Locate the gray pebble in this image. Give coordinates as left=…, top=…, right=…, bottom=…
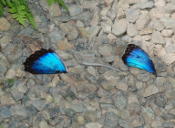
left=135, top=1, right=154, bottom=9
left=165, top=3, right=175, bottom=13
left=49, top=27, right=64, bottom=43
left=0, top=53, right=9, bottom=77
left=69, top=5, right=82, bottom=16
left=127, top=23, right=138, bottom=37
left=84, top=111, right=98, bottom=122
left=136, top=12, right=150, bottom=30
left=59, top=23, right=79, bottom=40
left=112, top=91, right=127, bottom=109
left=98, top=44, right=113, bottom=57
left=11, top=80, right=27, bottom=101
left=118, top=119, right=130, bottom=128
left=30, top=99, right=47, bottom=111
left=39, top=120, right=50, bottom=128
left=112, top=19, right=127, bottom=36
left=149, top=19, right=164, bottom=31
left=103, top=112, right=119, bottom=128
left=136, top=73, right=151, bottom=82
left=154, top=94, right=167, bottom=108
left=69, top=103, right=87, bottom=113
left=126, top=8, right=140, bottom=23
left=161, top=113, right=175, bottom=120
left=152, top=31, right=165, bottom=44
left=63, top=108, right=76, bottom=118
left=0, top=33, right=11, bottom=49
left=11, top=105, right=28, bottom=117
left=160, top=18, right=175, bottom=29
left=162, top=122, right=175, bottom=128
left=0, top=106, right=11, bottom=120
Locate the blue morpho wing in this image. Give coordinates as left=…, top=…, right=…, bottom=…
left=23, top=49, right=67, bottom=74
left=122, top=44, right=156, bottom=75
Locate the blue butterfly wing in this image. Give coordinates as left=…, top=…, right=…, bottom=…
left=122, top=44, right=156, bottom=75
left=126, top=49, right=156, bottom=73
left=24, top=49, right=67, bottom=74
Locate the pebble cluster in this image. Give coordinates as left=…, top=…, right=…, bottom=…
left=0, top=0, right=175, bottom=128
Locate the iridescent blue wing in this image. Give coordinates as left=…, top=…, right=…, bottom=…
left=23, top=49, right=67, bottom=74
left=122, top=44, right=156, bottom=75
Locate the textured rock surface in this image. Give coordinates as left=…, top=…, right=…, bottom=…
left=0, top=0, right=174, bottom=128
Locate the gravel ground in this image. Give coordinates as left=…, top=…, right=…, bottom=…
left=0, top=0, right=175, bottom=128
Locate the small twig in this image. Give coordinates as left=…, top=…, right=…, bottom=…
left=80, top=62, right=122, bottom=72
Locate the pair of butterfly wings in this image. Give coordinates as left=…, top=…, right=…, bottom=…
left=23, top=44, right=156, bottom=75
